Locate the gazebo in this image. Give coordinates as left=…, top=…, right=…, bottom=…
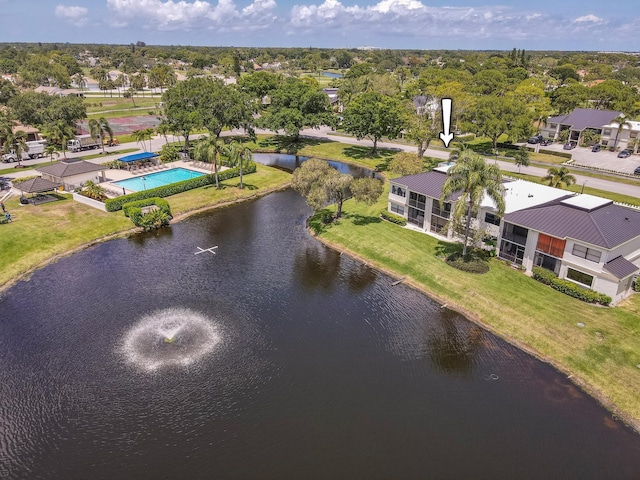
left=13, top=177, right=63, bottom=204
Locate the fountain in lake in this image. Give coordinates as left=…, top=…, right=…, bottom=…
left=121, top=307, right=222, bottom=371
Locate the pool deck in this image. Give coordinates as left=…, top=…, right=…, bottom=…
left=101, top=161, right=221, bottom=196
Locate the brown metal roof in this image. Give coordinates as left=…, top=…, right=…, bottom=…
left=505, top=201, right=640, bottom=249
left=36, top=159, right=104, bottom=178
left=391, top=171, right=462, bottom=201
left=603, top=256, right=639, bottom=279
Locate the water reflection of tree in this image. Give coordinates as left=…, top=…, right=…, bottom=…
left=129, top=226, right=174, bottom=247
left=293, top=246, right=377, bottom=293
left=293, top=245, right=341, bottom=292
left=427, top=309, right=485, bottom=376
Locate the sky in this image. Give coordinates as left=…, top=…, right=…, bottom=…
left=2, top=0, right=639, bottom=51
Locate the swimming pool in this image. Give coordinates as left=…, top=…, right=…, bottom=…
left=113, top=168, right=205, bottom=192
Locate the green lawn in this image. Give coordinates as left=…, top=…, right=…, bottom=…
left=314, top=187, right=640, bottom=428
left=0, top=165, right=290, bottom=290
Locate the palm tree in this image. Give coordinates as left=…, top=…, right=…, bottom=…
left=543, top=166, right=577, bottom=189
left=131, top=129, right=146, bottom=151
left=142, top=128, right=155, bottom=151
left=44, top=144, right=60, bottom=163
left=440, top=150, right=505, bottom=257
left=88, top=118, right=101, bottom=149
left=156, top=121, right=171, bottom=145
left=513, top=146, right=530, bottom=173
left=42, top=120, right=75, bottom=159
left=99, top=117, right=114, bottom=150
left=225, top=141, right=253, bottom=189
left=3, top=130, right=28, bottom=167
left=73, top=72, right=87, bottom=91
left=194, top=137, right=225, bottom=188
left=611, top=114, right=632, bottom=150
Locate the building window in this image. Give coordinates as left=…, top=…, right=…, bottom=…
left=566, top=268, right=594, bottom=287
left=408, top=207, right=424, bottom=228
left=549, top=123, right=557, bottom=129
left=432, top=201, right=451, bottom=218
left=572, top=244, right=601, bottom=263
left=603, top=129, right=611, bottom=136
left=390, top=203, right=404, bottom=215
left=484, top=212, right=501, bottom=226
left=430, top=215, right=448, bottom=234
left=631, top=131, right=637, bottom=139
left=409, top=192, right=426, bottom=210
left=391, top=185, right=406, bottom=197
left=536, top=233, right=566, bottom=258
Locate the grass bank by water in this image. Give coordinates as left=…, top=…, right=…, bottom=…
left=0, top=165, right=291, bottom=291
left=313, top=186, right=640, bottom=431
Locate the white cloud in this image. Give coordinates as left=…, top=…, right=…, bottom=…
left=106, top=0, right=277, bottom=30
left=574, top=14, right=604, bottom=24
left=55, top=5, right=89, bottom=25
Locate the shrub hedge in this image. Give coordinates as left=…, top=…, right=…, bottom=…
left=532, top=267, right=611, bottom=306
left=445, top=252, right=490, bottom=274
left=380, top=209, right=407, bottom=226
left=122, top=197, right=172, bottom=217
left=634, top=279, right=640, bottom=292
left=105, top=163, right=256, bottom=212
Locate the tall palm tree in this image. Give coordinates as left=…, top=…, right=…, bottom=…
left=543, top=166, right=577, bottom=189
left=440, top=150, right=505, bottom=257
left=194, top=137, right=225, bottom=188
left=225, top=141, right=253, bottom=189
left=611, top=114, right=632, bottom=150
left=44, top=144, right=60, bottom=163
left=99, top=117, right=114, bottom=150
left=131, top=129, right=146, bottom=151
left=73, top=72, right=87, bottom=91
left=42, top=120, right=75, bottom=159
left=88, top=118, right=101, bottom=149
left=142, top=128, right=155, bottom=151
left=3, top=130, right=28, bottom=167
left=156, top=121, right=171, bottom=145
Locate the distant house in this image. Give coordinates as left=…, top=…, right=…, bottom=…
left=599, top=119, right=640, bottom=151
left=37, top=159, right=106, bottom=192
left=34, top=86, right=84, bottom=97
left=412, top=95, right=439, bottom=116
left=540, top=108, right=622, bottom=145
left=388, top=166, right=640, bottom=304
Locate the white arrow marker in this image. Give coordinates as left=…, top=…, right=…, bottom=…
left=439, top=98, right=454, bottom=148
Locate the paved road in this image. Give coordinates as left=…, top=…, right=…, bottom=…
left=3, top=128, right=640, bottom=199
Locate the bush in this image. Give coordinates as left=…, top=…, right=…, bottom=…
left=538, top=149, right=572, bottom=159
left=137, top=209, right=171, bottom=231
left=532, top=267, right=611, bottom=306
left=445, top=252, right=490, bottom=274
left=122, top=197, right=172, bottom=217
left=380, top=209, right=407, bottom=226
left=105, top=163, right=256, bottom=212
left=159, top=143, right=180, bottom=163
left=634, top=278, right=640, bottom=292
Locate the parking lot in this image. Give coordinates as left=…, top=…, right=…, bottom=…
left=533, top=142, right=640, bottom=175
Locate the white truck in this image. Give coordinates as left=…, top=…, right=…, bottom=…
left=67, top=134, right=101, bottom=153
left=1, top=140, right=46, bottom=162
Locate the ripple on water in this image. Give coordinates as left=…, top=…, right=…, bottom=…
left=121, top=307, right=222, bottom=372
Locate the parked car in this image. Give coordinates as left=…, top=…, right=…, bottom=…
left=563, top=141, right=577, bottom=150
left=540, top=138, right=553, bottom=146
left=591, top=144, right=601, bottom=152
left=527, top=134, right=544, bottom=144
left=634, top=166, right=640, bottom=175
left=618, top=150, right=632, bottom=158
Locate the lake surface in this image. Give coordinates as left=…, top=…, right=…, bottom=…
left=1, top=181, right=640, bottom=478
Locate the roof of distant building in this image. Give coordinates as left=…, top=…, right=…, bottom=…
left=391, top=170, right=462, bottom=202
left=37, top=159, right=104, bottom=178
left=547, top=108, right=622, bottom=132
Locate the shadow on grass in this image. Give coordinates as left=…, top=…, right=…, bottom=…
left=257, top=135, right=326, bottom=154
left=434, top=240, right=462, bottom=259
left=308, top=208, right=334, bottom=235
left=341, top=146, right=397, bottom=172
left=236, top=183, right=258, bottom=191
left=347, top=213, right=382, bottom=226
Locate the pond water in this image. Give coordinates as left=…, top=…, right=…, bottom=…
left=1, top=169, right=640, bottom=478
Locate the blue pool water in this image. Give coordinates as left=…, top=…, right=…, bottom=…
left=113, top=168, right=205, bottom=192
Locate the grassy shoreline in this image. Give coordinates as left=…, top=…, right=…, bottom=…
left=310, top=189, right=640, bottom=433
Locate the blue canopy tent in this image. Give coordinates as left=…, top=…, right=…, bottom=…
left=118, top=152, right=159, bottom=171
left=118, top=152, right=159, bottom=163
